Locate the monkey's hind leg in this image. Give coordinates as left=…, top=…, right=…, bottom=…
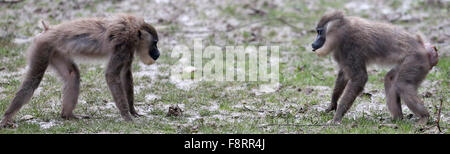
left=0, top=43, right=50, bottom=128
left=395, top=55, right=430, bottom=125
left=50, top=53, right=87, bottom=120
left=384, top=67, right=403, bottom=121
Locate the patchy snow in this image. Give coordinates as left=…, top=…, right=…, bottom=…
left=311, top=102, right=328, bottom=112
left=169, top=75, right=197, bottom=90
left=135, top=63, right=160, bottom=80
left=183, top=66, right=197, bottom=73
left=13, top=37, right=33, bottom=44
left=145, top=94, right=161, bottom=101
left=252, top=83, right=280, bottom=96
left=26, top=119, right=60, bottom=129
left=225, top=85, right=246, bottom=91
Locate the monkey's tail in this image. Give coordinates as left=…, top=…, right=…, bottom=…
left=40, top=20, right=50, bottom=32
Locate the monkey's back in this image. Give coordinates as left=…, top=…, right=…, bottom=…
left=35, top=14, right=144, bottom=59
left=344, top=17, right=426, bottom=66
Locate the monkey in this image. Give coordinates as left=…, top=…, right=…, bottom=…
left=311, top=11, right=439, bottom=125
left=0, top=14, right=160, bottom=128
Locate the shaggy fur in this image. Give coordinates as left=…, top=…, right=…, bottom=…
left=312, top=11, right=438, bottom=124
left=0, top=14, right=160, bottom=128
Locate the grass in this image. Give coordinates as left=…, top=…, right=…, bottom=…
left=0, top=0, right=448, bottom=134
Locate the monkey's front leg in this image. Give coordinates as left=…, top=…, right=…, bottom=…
left=326, top=69, right=348, bottom=113
left=332, top=67, right=368, bottom=123
left=105, top=49, right=133, bottom=121
left=121, top=68, right=142, bottom=117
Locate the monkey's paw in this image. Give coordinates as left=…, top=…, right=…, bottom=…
left=325, top=106, right=336, bottom=113
left=0, top=120, right=17, bottom=128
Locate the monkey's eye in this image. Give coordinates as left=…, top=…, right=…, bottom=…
left=317, top=28, right=324, bottom=35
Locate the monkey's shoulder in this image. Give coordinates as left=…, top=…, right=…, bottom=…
left=47, top=15, right=144, bottom=46
left=105, top=15, right=145, bottom=45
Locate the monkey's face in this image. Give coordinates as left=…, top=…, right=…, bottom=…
left=312, top=27, right=326, bottom=51
left=137, top=24, right=160, bottom=65
left=312, top=20, right=339, bottom=57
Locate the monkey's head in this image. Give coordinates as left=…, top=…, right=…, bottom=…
left=312, top=11, right=344, bottom=57
left=137, top=23, right=160, bottom=65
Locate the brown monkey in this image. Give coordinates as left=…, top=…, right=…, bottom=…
left=0, top=14, right=160, bottom=128
left=311, top=11, right=439, bottom=124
